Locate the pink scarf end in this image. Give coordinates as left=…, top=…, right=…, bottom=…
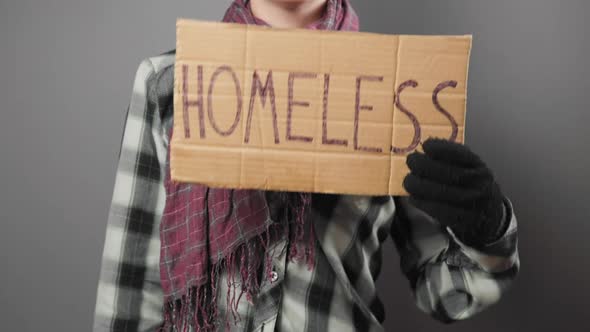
left=159, top=209, right=316, bottom=332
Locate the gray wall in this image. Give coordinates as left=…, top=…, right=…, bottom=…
left=0, top=0, right=587, bottom=331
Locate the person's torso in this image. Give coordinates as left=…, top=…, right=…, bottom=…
left=153, top=52, right=395, bottom=332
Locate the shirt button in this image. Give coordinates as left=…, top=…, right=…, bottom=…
left=270, top=270, right=279, bottom=282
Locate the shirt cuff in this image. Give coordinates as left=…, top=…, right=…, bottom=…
left=446, top=197, right=518, bottom=273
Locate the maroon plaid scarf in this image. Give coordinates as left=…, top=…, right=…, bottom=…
left=159, top=1, right=359, bottom=331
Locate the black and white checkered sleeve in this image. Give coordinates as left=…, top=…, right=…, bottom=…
left=93, top=58, right=167, bottom=332
left=391, top=196, right=520, bottom=323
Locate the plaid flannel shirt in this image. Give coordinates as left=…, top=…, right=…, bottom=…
left=93, top=52, right=520, bottom=332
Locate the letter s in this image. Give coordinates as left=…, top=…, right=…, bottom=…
left=432, top=80, right=459, bottom=142
left=391, top=80, right=421, bottom=155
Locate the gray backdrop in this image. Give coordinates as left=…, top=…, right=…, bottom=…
left=1, top=0, right=588, bottom=331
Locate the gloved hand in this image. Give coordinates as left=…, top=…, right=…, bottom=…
left=403, top=138, right=508, bottom=248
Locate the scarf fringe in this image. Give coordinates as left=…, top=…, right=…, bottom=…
left=158, top=193, right=315, bottom=332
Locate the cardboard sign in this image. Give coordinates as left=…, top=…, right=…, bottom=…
left=172, top=19, right=472, bottom=195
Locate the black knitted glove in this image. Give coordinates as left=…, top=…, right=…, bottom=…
left=403, top=138, right=508, bottom=248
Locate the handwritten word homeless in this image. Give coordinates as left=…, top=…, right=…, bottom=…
left=181, top=65, right=461, bottom=154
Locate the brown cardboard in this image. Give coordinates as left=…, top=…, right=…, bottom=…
left=172, top=19, right=472, bottom=195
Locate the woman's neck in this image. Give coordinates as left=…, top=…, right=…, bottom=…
left=249, top=0, right=329, bottom=28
